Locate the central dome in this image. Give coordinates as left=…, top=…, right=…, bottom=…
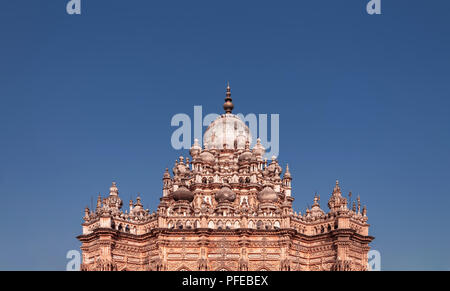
left=203, top=83, right=252, bottom=150
left=203, top=114, right=252, bottom=150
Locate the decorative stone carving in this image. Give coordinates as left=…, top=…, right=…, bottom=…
left=78, top=85, right=374, bottom=271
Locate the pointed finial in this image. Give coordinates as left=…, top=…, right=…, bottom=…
left=223, top=82, right=234, bottom=113
left=96, top=193, right=102, bottom=209
left=109, top=181, right=118, bottom=196
left=283, top=164, right=291, bottom=179
left=163, top=167, right=171, bottom=179
left=313, top=193, right=320, bottom=205
left=332, top=179, right=341, bottom=195
left=357, top=195, right=361, bottom=213
left=136, top=195, right=142, bottom=206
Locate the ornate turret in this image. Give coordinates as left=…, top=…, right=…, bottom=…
left=84, top=207, right=90, bottom=221
left=96, top=193, right=102, bottom=211
left=162, top=168, right=171, bottom=197
left=109, top=182, right=118, bottom=196
left=102, top=182, right=123, bottom=214
left=310, top=193, right=325, bottom=218
left=327, top=180, right=348, bottom=213
left=190, top=138, right=202, bottom=157
left=282, top=164, right=292, bottom=196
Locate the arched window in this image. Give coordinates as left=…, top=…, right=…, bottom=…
left=208, top=221, right=215, bottom=229
left=234, top=221, right=240, bottom=229
left=248, top=221, right=254, bottom=229
left=257, top=220, right=263, bottom=230
left=274, top=221, right=281, bottom=229
left=186, top=221, right=192, bottom=229
left=125, top=225, right=130, bottom=233
left=217, top=220, right=224, bottom=230
left=226, top=221, right=232, bottom=229
left=176, top=221, right=183, bottom=229
left=195, top=220, right=201, bottom=228
left=118, top=224, right=123, bottom=231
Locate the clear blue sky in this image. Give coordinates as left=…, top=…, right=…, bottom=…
left=0, top=1, right=449, bottom=270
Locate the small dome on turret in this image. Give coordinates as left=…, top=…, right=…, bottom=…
left=215, top=186, right=236, bottom=203
left=109, top=182, right=119, bottom=195
left=238, top=141, right=253, bottom=162
left=190, top=138, right=202, bottom=157
left=252, top=138, right=265, bottom=157
left=238, top=151, right=253, bottom=162
left=199, top=150, right=215, bottom=163
left=257, top=186, right=278, bottom=202
left=172, top=186, right=194, bottom=202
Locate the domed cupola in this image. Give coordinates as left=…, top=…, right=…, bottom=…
left=238, top=141, right=253, bottom=162
left=190, top=138, right=202, bottom=157
left=257, top=186, right=278, bottom=202
left=199, top=149, right=215, bottom=164
left=252, top=138, right=265, bottom=157
left=172, top=186, right=194, bottom=202
left=215, top=185, right=236, bottom=203
left=203, top=84, right=252, bottom=150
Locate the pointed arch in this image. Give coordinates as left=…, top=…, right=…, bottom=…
left=177, top=265, right=191, bottom=271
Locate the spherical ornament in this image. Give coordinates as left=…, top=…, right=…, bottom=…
left=257, top=186, right=278, bottom=202
left=199, top=150, right=215, bottom=163
left=172, top=186, right=194, bottom=202
left=215, top=186, right=236, bottom=203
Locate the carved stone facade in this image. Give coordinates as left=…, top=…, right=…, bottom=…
left=78, top=85, right=374, bottom=271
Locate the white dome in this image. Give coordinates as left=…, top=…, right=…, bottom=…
left=203, top=114, right=251, bottom=150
